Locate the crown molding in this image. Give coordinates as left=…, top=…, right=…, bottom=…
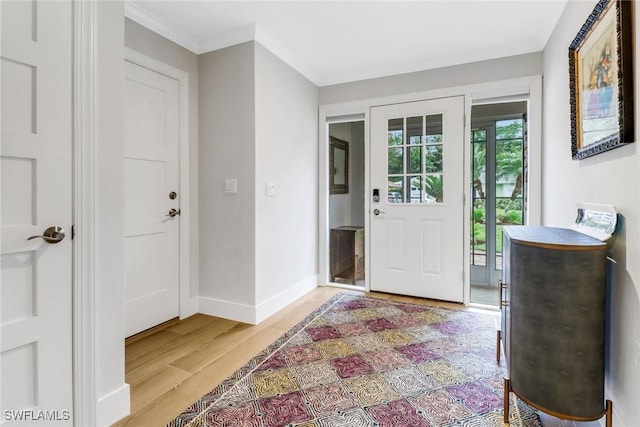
left=253, top=27, right=321, bottom=86
left=197, top=24, right=257, bottom=55
left=124, top=2, right=322, bottom=85
left=124, top=1, right=200, bottom=54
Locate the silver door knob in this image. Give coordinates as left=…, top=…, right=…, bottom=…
left=166, top=208, right=181, bottom=218
left=373, top=209, right=385, bottom=216
left=28, top=226, right=66, bottom=244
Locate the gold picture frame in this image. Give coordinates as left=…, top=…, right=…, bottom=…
left=569, top=0, right=633, bottom=160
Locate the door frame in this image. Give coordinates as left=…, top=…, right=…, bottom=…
left=73, top=2, right=95, bottom=424
left=321, top=113, right=368, bottom=290
left=72, top=24, right=195, bottom=423
left=319, top=110, right=371, bottom=291
left=124, top=47, right=195, bottom=320
left=318, top=75, right=542, bottom=305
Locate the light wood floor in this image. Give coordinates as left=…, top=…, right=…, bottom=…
left=113, top=287, right=463, bottom=426
left=112, top=286, right=583, bottom=427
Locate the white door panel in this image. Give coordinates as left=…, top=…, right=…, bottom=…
left=1, top=0, right=73, bottom=423
left=370, top=97, right=464, bottom=302
left=124, top=61, right=180, bottom=337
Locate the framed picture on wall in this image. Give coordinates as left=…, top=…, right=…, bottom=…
left=329, top=136, right=349, bottom=194
left=569, top=0, right=633, bottom=160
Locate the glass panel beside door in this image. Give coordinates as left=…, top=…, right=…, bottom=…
left=470, top=102, right=527, bottom=306
left=328, top=121, right=366, bottom=287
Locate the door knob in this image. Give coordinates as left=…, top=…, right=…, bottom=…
left=166, top=208, right=181, bottom=218
left=373, top=209, right=385, bottom=216
left=28, top=226, right=66, bottom=244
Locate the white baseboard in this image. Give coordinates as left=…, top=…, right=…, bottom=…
left=96, top=383, right=130, bottom=427
left=198, top=275, right=318, bottom=325
left=255, top=275, right=318, bottom=324
left=198, top=295, right=258, bottom=324
left=180, top=295, right=199, bottom=320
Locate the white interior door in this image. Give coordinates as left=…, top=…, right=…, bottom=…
left=1, top=1, right=74, bottom=423
left=370, top=97, right=465, bottom=302
left=124, top=60, right=180, bottom=337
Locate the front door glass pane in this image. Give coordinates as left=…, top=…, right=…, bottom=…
left=407, top=116, right=422, bottom=144
left=388, top=148, right=403, bottom=174
left=408, top=175, right=422, bottom=203
left=388, top=118, right=403, bottom=146
left=388, top=176, right=403, bottom=203
left=408, top=146, right=422, bottom=173
left=425, top=145, right=443, bottom=173
left=426, top=114, right=443, bottom=143
left=387, top=115, right=444, bottom=204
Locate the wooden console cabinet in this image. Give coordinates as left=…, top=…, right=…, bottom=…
left=330, top=226, right=364, bottom=284
left=500, top=226, right=612, bottom=426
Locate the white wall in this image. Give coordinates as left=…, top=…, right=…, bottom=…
left=94, top=1, right=128, bottom=425
left=542, top=1, right=640, bottom=425
left=124, top=18, right=200, bottom=299
left=198, top=42, right=257, bottom=308
left=254, top=42, right=319, bottom=312
left=319, top=52, right=542, bottom=105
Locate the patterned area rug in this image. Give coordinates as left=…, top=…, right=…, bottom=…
left=169, top=293, right=540, bottom=427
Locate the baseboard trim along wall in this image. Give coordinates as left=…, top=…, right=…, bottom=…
left=198, top=275, right=318, bottom=324
left=96, top=383, right=130, bottom=427
left=198, top=296, right=257, bottom=324
left=180, top=295, right=199, bottom=320
left=255, top=275, right=318, bottom=324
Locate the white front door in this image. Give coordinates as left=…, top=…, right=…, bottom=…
left=124, top=60, right=180, bottom=337
left=370, top=97, right=465, bottom=302
left=1, top=0, right=74, bottom=424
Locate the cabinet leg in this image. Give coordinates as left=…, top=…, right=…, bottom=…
left=605, top=400, right=612, bottom=427
left=496, top=329, right=501, bottom=363
left=503, top=378, right=510, bottom=424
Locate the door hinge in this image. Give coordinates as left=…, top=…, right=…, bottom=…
left=71, top=225, right=75, bottom=240
left=464, top=114, right=467, bottom=127
left=462, top=193, right=466, bottom=205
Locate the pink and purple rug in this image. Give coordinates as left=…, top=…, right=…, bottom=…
left=169, top=293, right=540, bottom=427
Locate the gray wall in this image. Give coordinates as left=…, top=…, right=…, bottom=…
left=319, top=52, right=542, bottom=105
left=542, top=1, right=640, bottom=424
left=198, top=41, right=320, bottom=314
left=254, top=42, right=319, bottom=304
left=124, top=17, right=201, bottom=302
left=198, top=42, right=257, bottom=306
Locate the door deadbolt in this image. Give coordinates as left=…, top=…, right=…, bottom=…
left=169, top=191, right=177, bottom=200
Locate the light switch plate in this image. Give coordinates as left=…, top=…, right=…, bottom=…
left=266, top=182, right=276, bottom=197
left=225, top=179, right=237, bottom=193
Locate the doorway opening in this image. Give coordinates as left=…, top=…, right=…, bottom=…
left=328, top=121, right=365, bottom=287
left=470, top=101, right=527, bottom=306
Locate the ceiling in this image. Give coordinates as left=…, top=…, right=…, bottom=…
left=125, top=0, right=568, bottom=87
